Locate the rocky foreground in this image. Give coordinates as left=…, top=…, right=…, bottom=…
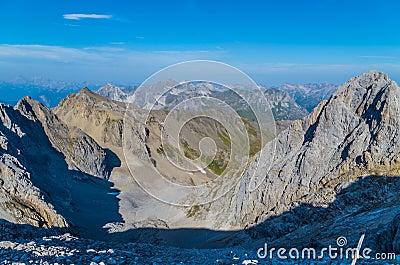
left=0, top=221, right=398, bottom=265
left=0, top=217, right=256, bottom=265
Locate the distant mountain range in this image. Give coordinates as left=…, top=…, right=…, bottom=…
left=95, top=81, right=337, bottom=122
left=96, top=80, right=310, bottom=122
left=0, top=77, right=138, bottom=108
left=261, top=86, right=309, bottom=120
left=0, top=77, right=335, bottom=119
left=278, top=82, right=337, bottom=112
left=0, top=77, right=98, bottom=107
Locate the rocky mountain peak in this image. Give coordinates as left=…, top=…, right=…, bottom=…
left=80, top=87, right=91, bottom=94
left=15, top=96, right=49, bottom=122
left=0, top=93, right=121, bottom=231
left=209, top=71, right=400, bottom=245
left=71, top=86, right=126, bottom=107
left=96, top=83, right=128, bottom=102
left=72, top=87, right=101, bottom=101
left=332, top=70, right=393, bottom=109
left=75, top=87, right=96, bottom=100
left=302, top=70, right=399, bottom=146
left=54, top=86, right=127, bottom=155
left=300, top=70, right=400, bottom=177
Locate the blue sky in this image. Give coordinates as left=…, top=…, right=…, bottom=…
left=0, top=0, right=399, bottom=85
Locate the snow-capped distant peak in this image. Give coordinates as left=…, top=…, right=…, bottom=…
left=96, top=83, right=128, bottom=102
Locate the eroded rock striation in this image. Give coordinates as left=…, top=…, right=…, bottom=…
left=0, top=97, right=114, bottom=229
left=212, top=71, right=400, bottom=247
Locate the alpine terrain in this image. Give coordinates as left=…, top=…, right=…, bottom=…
left=0, top=71, right=399, bottom=264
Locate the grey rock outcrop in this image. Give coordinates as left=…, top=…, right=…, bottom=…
left=0, top=97, right=116, bottom=229
left=55, top=88, right=126, bottom=152
left=16, top=97, right=109, bottom=179
left=0, top=152, right=67, bottom=228
left=374, top=214, right=400, bottom=253
left=212, top=71, right=400, bottom=241
left=0, top=103, right=67, bottom=227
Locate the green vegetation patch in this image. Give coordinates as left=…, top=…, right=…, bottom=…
left=181, top=139, right=200, bottom=160
left=186, top=204, right=201, bottom=218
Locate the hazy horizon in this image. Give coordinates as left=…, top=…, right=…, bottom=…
left=1, top=0, right=399, bottom=85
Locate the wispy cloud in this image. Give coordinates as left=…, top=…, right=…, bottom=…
left=0, top=45, right=225, bottom=63
left=0, top=44, right=227, bottom=81
left=63, top=14, right=112, bottom=20
left=2, top=44, right=399, bottom=84
left=0, top=44, right=108, bottom=64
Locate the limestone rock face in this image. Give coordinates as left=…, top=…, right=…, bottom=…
left=54, top=88, right=127, bottom=156
left=15, top=97, right=109, bottom=179
left=0, top=152, right=67, bottom=228
left=376, top=214, right=400, bottom=253
left=214, top=71, right=400, bottom=237
left=0, top=103, right=67, bottom=227
left=0, top=97, right=113, bottom=229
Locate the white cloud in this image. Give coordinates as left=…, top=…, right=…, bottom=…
left=0, top=44, right=227, bottom=81
left=63, top=14, right=112, bottom=20
left=0, top=44, right=104, bottom=63
left=0, top=45, right=225, bottom=64
left=5, top=44, right=399, bottom=85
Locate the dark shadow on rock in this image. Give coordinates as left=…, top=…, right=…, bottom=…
left=1, top=161, right=399, bottom=255
left=0, top=104, right=123, bottom=241
left=108, top=226, right=243, bottom=249
left=104, top=148, right=121, bottom=177
left=0, top=219, right=70, bottom=241
left=106, top=175, right=400, bottom=252
left=244, top=176, right=400, bottom=249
